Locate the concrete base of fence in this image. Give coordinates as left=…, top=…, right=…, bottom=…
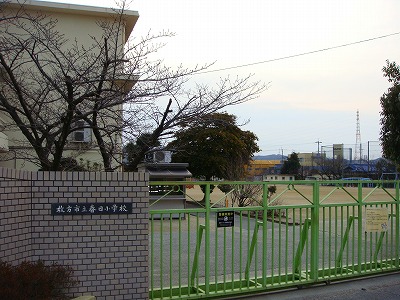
left=72, top=297, right=95, bottom=300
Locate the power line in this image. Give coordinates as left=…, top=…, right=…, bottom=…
left=196, top=31, right=400, bottom=75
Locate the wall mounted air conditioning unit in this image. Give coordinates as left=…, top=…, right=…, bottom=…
left=152, top=151, right=172, bottom=163
left=71, top=121, right=91, bottom=143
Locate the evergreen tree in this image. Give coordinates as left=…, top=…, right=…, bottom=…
left=168, top=112, right=260, bottom=181
left=380, top=60, right=400, bottom=169
left=281, top=152, right=301, bottom=178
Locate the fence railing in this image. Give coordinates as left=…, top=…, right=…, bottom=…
left=149, top=180, right=400, bottom=299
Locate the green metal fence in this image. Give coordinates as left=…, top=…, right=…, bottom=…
left=149, top=180, right=400, bottom=299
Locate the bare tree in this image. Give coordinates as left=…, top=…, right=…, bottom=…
left=0, top=1, right=12, bottom=23
left=0, top=1, right=267, bottom=171
left=313, top=155, right=344, bottom=180
left=218, top=183, right=277, bottom=209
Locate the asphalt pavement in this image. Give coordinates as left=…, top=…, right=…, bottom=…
left=233, top=272, right=400, bottom=300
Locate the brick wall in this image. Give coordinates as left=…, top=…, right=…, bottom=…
left=0, top=168, right=32, bottom=263
left=0, top=167, right=149, bottom=300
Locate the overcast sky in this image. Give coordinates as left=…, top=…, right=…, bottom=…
left=38, top=0, right=400, bottom=158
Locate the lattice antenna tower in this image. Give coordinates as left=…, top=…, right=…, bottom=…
left=354, top=110, right=361, bottom=161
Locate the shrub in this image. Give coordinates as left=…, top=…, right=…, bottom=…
left=0, top=260, right=78, bottom=300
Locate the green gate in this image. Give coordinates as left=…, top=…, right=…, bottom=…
left=149, top=180, right=400, bottom=299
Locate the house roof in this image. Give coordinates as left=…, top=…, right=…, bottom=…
left=343, top=163, right=377, bottom=173
left=7, top=0, right=139, bottom=41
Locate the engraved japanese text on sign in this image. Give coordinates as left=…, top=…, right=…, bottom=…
left=51, top=203, right=133, bottom=215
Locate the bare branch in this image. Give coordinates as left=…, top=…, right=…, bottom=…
left=0, top=0, right=267, bottom=171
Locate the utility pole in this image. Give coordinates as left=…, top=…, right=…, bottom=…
left=315, top=140, right=322, bottom=156
left=367, top=141, right=370, bottom=173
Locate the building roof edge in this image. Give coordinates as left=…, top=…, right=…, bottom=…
left=7, top=0, right=139, bottom=40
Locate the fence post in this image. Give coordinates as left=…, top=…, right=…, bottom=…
left=262, top=183, right=269, bottom=287
left=204, top=183, right=211, bottom=295
left=310, top=182, right=320, bottom=280
left=357, top=182, right=363, bottom=273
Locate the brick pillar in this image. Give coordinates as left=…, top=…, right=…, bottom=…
left=0, top=168, right=149, bottom=300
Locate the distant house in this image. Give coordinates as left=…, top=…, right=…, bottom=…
left=262, top=174, right=295, bottom=182
left=343, top=163, right=377, bottom=178
left=0, top=0, right=139, bottom=171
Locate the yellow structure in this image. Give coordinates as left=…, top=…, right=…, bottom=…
left=0, top=1, right=139, bottom=171
left=245, top=160, right=281, bottom=178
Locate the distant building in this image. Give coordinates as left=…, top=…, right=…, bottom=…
left=298, top=152, right=328, bottom=166
left=298, top=153, right=315, bottom=167
left=297, top=152, right=331, bottom=178
left=245, top=160, right=281, bottom=180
